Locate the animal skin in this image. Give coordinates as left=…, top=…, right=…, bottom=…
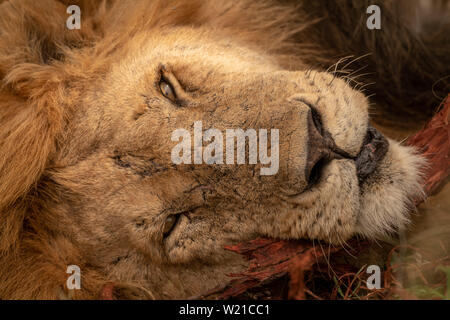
left=0, top=0, right=448, bottom=299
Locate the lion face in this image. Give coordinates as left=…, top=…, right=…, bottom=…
left=49, top=27, right=424, bottom=298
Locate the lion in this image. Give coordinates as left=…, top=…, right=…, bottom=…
left=0, top=0, right=448, bottom=299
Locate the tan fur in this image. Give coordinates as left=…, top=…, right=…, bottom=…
left=0, top=0, right=446, bottom=299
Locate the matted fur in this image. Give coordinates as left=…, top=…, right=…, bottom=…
left=0, top=0, right=447, bottom=299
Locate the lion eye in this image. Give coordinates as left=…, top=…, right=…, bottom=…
left=162, top=214, right=179, bottom=237
left=159, top=80, right=176, bottom=101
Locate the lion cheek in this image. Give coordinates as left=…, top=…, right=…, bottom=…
left=257, top=160, right=360, bottom=243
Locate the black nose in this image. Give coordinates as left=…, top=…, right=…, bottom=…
left=305, top=108, right=352, bottom=187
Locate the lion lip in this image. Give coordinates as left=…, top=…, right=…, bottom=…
left=355, top=126, right=389, bottom=183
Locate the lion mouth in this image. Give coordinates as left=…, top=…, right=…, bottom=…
left=355, top=126, right=389, bottom=183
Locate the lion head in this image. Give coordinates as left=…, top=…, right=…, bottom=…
left=0, top=0, right=425, bottom=299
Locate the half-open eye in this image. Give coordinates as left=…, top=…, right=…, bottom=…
left=159, top=80, right=176, bottom=101
left=162, top=214, right=179, bottom=237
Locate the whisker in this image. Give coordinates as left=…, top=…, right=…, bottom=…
left=359, top=82, right=376, bottom=90
left=341, top=53, right=372, bottom=70
left=318, top=239, right=333, bottom=277
left=326, top=55, right=354, bottom=73
left=347, top=65, right=369, bottom=77
left=337, top=234, right=357, bottom=259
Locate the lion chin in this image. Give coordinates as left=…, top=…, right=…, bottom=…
left=356, top=139, right=426, bottom=239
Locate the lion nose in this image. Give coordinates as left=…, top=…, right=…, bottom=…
left=305, top=108, right=350, bottom=186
